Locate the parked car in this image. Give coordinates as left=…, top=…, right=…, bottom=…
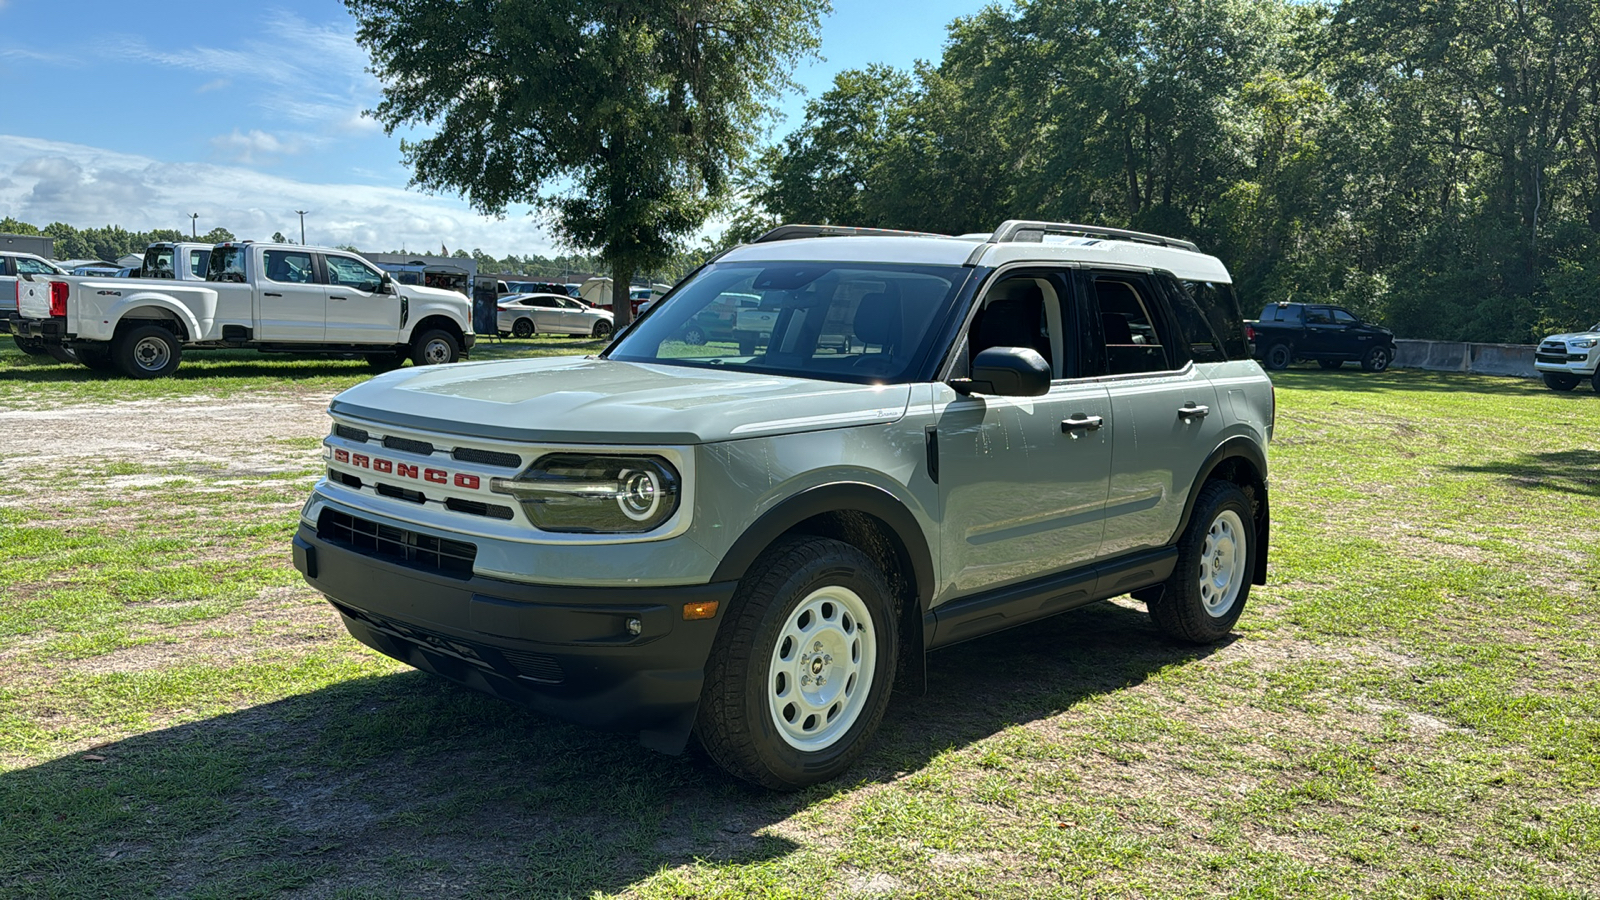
left=1533, top=322, right=1600, bottom=392
left=1245, top=302, right=1397, bottom=371
left=1, top=251, right=73, bottom=360
left=497, top=293, right=615, bottom=338
left=293, top=219, right=1273, bottom=789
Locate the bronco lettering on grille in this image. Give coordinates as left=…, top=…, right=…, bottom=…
left=332, top=448, right=482, bottom=490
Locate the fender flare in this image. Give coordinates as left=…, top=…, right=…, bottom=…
left=402, top=302, right=472, bottom=340
left=1175, top=435, right=1270, bottom=585
left=709, top=481, right=935, bottom=613
left=110, top=292, right=208, bottom=342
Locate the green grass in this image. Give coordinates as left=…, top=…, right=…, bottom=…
left=1, top=365, right=1599, bottom=898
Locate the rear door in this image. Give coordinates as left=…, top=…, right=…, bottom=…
left=256, top=248, right=325, bottom=341
left=322, top=253, right=401, bottom=344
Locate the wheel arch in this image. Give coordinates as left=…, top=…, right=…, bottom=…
left=409, top=314, right=465, bottom=344
left=1175, top=437, right=1270, bottom=586
left=112, top=302, right=195, bottom=342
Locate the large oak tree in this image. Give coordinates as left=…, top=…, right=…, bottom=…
left=346, top=0, right=829, bottom=325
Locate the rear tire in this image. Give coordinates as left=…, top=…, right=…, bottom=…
left=682, top=324, right=707, bottom=345
left=1361, top=345, right=1393, bottom=372
left=591, top=320, right=613, bottom=339
left=512, top=318, right=535, bottom=339
left=77, top=345, right=115, bottom=372
left=1264, top=342, right=1293, bottom=370
left=695, top=536, right=898, bottom=790
left=45, top=344, right=77, bottom=364
left=366, top=351, right=406, bottom=372
left=1318, top=359, right=1344, bottom=370
left=1543, top=373, right=1580, bottom=392
left=1147, top=480, right=1254, bottom=644
left=410, top=329, right=459, bottom=366
left=112, top=324, right=182, bottom=378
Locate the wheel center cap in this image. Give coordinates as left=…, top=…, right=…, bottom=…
left=810, top=657, right=825, bottom=675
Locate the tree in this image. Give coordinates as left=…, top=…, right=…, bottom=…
left=347, top=0, right=829, bottom=325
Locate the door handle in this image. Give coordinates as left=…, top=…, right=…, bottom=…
left=1179, top=403, right=1210, bottom=421
left=263, top=292, right=282, bottom=298
left=1061, top=414, right=1104, bottom=436
left=329, top=295, right=348, bottom=301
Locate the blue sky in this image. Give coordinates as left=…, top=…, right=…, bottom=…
left=0, top=0, right=990, bottom=258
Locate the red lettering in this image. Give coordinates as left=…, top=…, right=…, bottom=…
left=424, top=468, right=447, bottom=484
left=454, top=473, right=480, bottom=490
left=373, top=459, right=393, bottom=474
left=334, top=449, right=349, bottom=463
left=398, top=463, right=419, bottom=479
left=353, top=454, right=370, bottom=469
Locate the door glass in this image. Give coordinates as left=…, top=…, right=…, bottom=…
left=1304, top=308, right=1334, bottom=325
left=1332, top=309, right=1357, bottom=324
left=964, top=274, right=1071, bottom=379
left=325, top=255, right=383, bottom=292
left=264, top=250, right=315, bottom=284
left=189, top=250, right=211, bottom=277
left=1094, top=276, right=1175, bottom=374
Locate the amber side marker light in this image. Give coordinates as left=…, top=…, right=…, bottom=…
left=682, top=601, right=720, bottom=621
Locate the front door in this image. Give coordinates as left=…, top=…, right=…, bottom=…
left=935, top=270, right=1114, bottom=600
left=257, top=249, right=324, bottom=341
left=322, top=253, right=401, bottom=344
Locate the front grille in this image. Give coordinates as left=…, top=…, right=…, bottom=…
left=375, top=483, right=426, bottom=504
left=335, top=424, right=370, bottom=443
left=329, top=469, right=362, bottom=489
left=317, top=508, right=476, bottom=577
left=383, top=435, right=436, bottom=456
left=445, top=497, right=516, bottom=520
left=453, top=447, right=523, bottom=469
left=498, top=648, right=566, bottom=684
left=1537, top=354, right=1567, bottom=364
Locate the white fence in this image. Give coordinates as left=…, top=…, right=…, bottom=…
left=1392, top=340, right=1537, bottom=377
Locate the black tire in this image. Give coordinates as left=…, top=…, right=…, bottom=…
left=738, top=337, right=757, bottom=356
left=1592, top=369, right=1600, bottom=393
left=591, top=320, right=613, bottom=339
left=512, top=318, right=535, bottom=339
left=112, top=324, right=182, bottom=378
left=1264, top=342, right=1293, bottom=370
left=1318, top=359, right=1344, bottom=370
left=12, top=335, right=46, bottom=356
left=1543, top=373, right=1580, bottom=392
left=410, top=329, right=460, bottom=366
left=696, top=536, right=898, bottom=791
left=366, top=351, right=407, bottom=372
left=1147, top=480, right=1255, bottom=644
left=77, top=345, right=115, bottom=372
left=45, top=344, right=77, bottom=364
left=682, top=324, right=707, bottom=345
left=1361, top=345, right=1393, bottom=372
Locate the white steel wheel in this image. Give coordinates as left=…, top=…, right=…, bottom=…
left=766, top=585, right=878, bottom=752
left=1198, top=509, right=1246, bottom=617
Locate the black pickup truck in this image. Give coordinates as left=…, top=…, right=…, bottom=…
left=1246, top=302, right=1398, bottom=371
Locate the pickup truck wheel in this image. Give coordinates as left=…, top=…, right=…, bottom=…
left=696, top=536, right=897, bottom=790
left=411, top=330, right=459, bottom=366
left=1543, top=373, right=1580, bottom=392
left=591, top=320, right=613, bottom=339
left=512, top=318, right=535, bottom=338
left=45, top=344, right=78, bottom=364
left=12, top=335, right=46, bottom=356
left=1318, top=359, right=1344, bottom=370
left=682, top=324, right=707, bottom=345
left=366, top=351, right=406, bottom=372
left=1361, top=346, right=1393, bottom=372
left=1147, top=480, right=1253, bottom=644
left=76, top=345, right=115, bottom=372
left=1264, top=342, right=1293, bottom=370
left=113, top=325, right=182, bottom=378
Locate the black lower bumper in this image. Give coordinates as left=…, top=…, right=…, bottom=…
left=11, top=317, right=66, bottom=340
left=293, top=524, right=736, bottom=753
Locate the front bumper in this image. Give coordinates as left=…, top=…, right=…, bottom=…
left=293, top=523, right=735, bottom=753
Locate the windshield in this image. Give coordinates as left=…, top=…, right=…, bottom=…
left=606, top=261, right=970, bottom=384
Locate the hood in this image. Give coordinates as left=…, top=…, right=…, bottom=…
left=406, top=284, right=470, bottom=305
left=329, top=356, right=912, bottom=445
left=1542, top=330, right=1600, bottom=343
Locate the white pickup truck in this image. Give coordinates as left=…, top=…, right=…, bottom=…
left=139, top=242, right=214, bottom=281
left=11, top=241, right=475, bottom=378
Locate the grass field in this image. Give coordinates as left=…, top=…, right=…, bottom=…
left=1, top=347, right=1597, bottom=898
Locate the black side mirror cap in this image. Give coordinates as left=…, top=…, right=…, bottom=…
left=951, top=346, right=1051, bottom=397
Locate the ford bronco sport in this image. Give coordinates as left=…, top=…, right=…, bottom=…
left=293, top=221, right=1274, bottom=789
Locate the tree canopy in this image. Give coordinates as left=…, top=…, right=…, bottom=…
left=346, top=0, right=830, bottom=323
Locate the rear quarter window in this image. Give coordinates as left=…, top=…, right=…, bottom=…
left=1185, top=282, right=1250, bottom=360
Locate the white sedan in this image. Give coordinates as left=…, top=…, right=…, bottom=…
left=497, top=293, right=615, bottom=339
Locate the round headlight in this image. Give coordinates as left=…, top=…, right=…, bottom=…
left=491, top=454, right=681, bottom=534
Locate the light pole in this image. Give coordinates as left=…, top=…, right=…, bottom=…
left=295, top=210, right=308, bottom=245
left=189, top=213, right=199, bottom=238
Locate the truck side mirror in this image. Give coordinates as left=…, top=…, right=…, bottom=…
left=380, top=272, right=396, bottom=294
left=951, top=347, right=1052, bottom=397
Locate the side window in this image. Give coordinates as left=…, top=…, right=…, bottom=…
left=1093, top=274, right=1176, bottom=375
left=263, top=250, right=315, bottom=284
left=1305, top=307, right=1334, bottom=325
left=16, top=258, right=55, bottom=276
left=1189, top=283, right=1250, bottom=360
left=0, top=256, right=12, bottom=277
left=325, top=255, right=383, bottom=293
left=1332, top=308, right=1358, bottom=324
left=532, top=297, right=560, bottom=308
left=189, top=250, right=210, bottom=277
left=1168, top=280, right=1229, bottom=364
left=964, top=271, right=1073, bottom=379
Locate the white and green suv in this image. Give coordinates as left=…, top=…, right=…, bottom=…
left=293, top=221, right=1275, bottom=789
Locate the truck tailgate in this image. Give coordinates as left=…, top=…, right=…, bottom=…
left=16, top=278, right=54, bottom=319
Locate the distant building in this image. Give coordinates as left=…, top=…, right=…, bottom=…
left=1, top=233, right=54, bottom=259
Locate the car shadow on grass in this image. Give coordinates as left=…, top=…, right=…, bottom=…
left=1266, top=367, right=1548, bottom=396
left=1447, top=448, right=1600, bottom=497
left=0, top=602, right=1221, bottom=899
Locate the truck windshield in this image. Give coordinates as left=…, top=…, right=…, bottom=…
left=605, top=261, right=971, bottom=384
left=143, top=246, right=176, bottom=279
left=207, top=247, right=248, bottom=283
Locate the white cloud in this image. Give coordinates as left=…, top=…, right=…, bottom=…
left=210, top=129, right=305, bottom=164
left=197, top=78, right=230, bottom=94
left=0, top=135, right=557, bottom=258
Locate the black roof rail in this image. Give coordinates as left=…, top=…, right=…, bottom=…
left=987, top=220, right=1199, bottom=253
left=752, top=224, right=951, bottom=243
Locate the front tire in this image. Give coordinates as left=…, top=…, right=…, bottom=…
left=1264, top=342, right=1293, bottom=370
left=1543, top=373, right=1580, bottom=392
left=1147, top=480, right=1254, bottom=644
left=410, top=329, right=460, bottom=366
left=1361, top=345, right=1393, bottom=372
left=112, top=324, right=182, bottom=378
left=591, top=320, right=613, bottom=339
left=696, top=536, right=898, bottom=790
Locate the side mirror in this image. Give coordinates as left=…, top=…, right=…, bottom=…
left=379, top=273, right=396, bottom=294
left=952, top=347, right=1051, bottom=397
